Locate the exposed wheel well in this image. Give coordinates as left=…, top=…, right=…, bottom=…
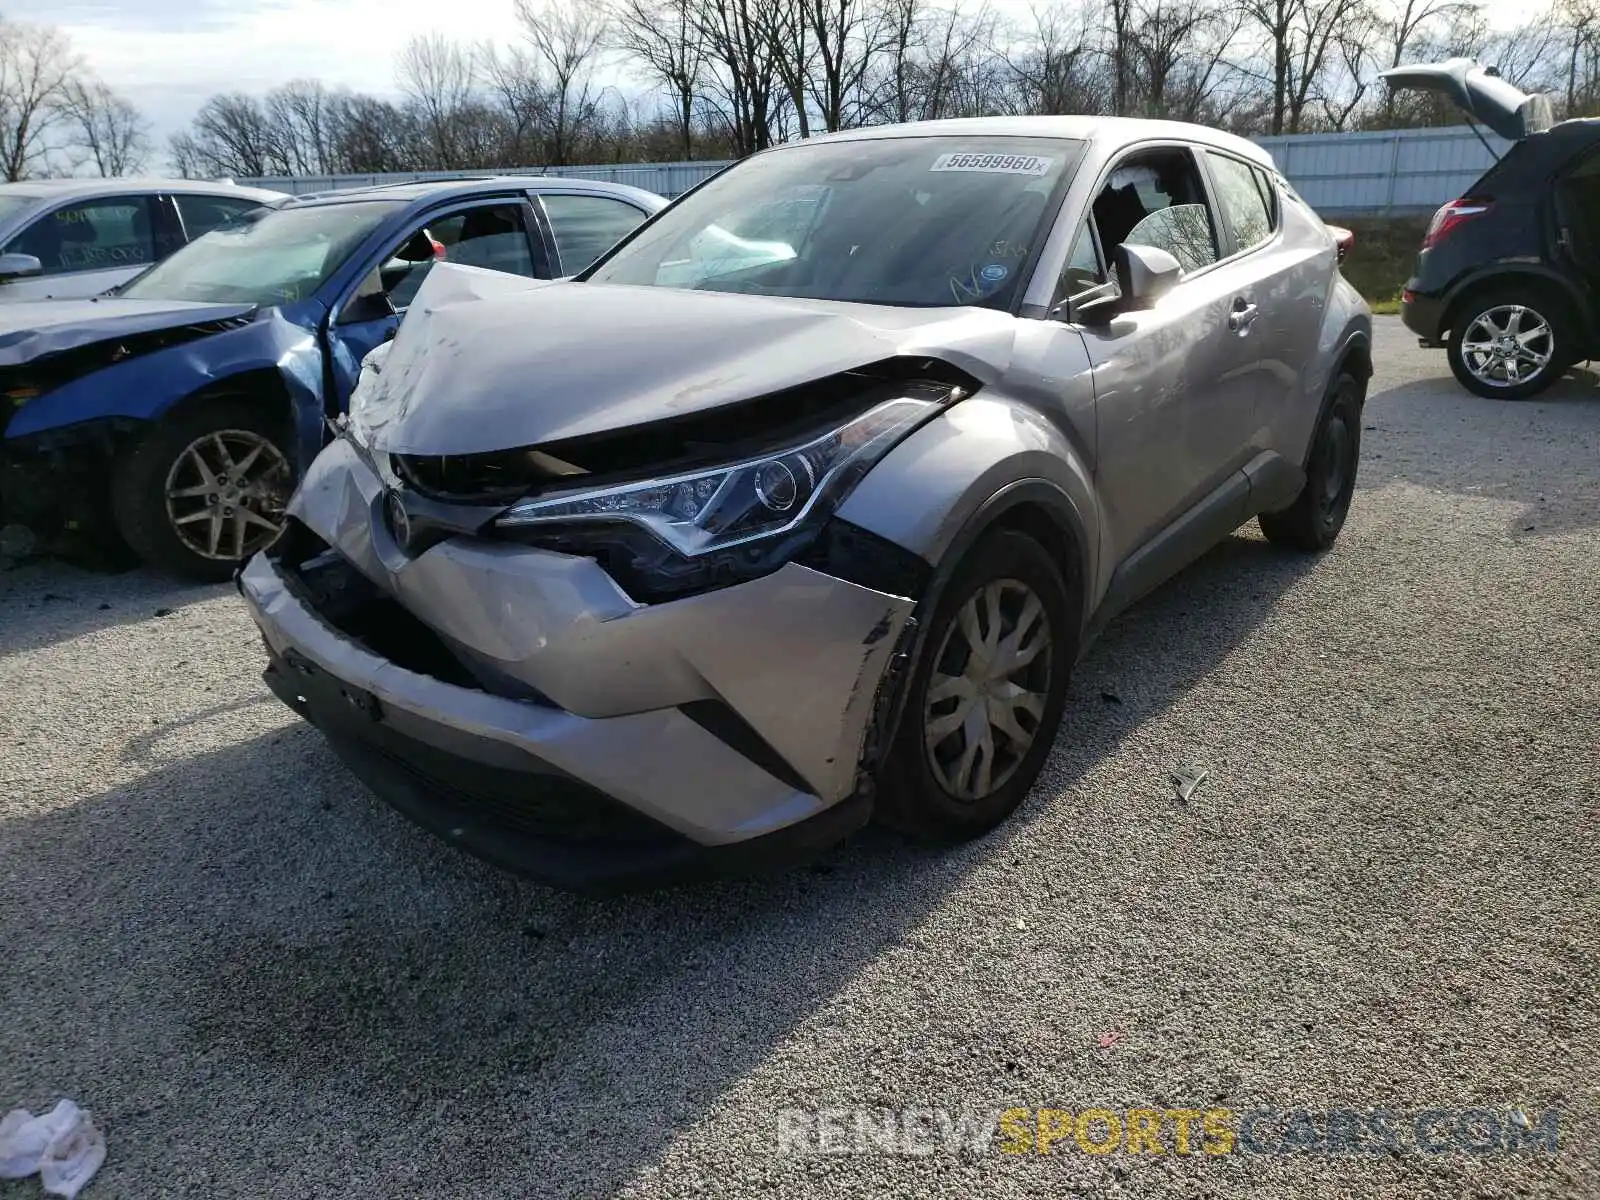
left=1442, top=274, right=1581, bottom=338
left=1337, top=340, right=1373, bottom=390
left=161, top=369, right=293, bottom=440
left=990, top=500, right=1086, bottom=628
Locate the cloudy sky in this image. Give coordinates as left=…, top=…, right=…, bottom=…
left=32, top=0, right=1539, bottom=150
left=33, top=0, right=532, bottom=144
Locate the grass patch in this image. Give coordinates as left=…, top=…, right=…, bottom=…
left=1330, top=215, right=1430, bottom=309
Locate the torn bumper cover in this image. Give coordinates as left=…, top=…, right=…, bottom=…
left=239, top=439, right=918, bottom=891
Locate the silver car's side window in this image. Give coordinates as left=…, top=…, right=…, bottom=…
left=1060, top=221, right=1105, bottom=299
left=541, top=194, right=650, bottom=274
left=1205, top=151, right=1274, bottom=254
left=1090, top=147, right=1220, bottom=275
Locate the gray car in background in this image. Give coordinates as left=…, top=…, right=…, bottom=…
left=0, top=178, right=287, bottom=300
left=240, top=116, right=1373, bottom=892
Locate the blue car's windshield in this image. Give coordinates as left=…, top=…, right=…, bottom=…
left=119, top=201, right=398, bottom=307
left=584, top=136, right=1083, bottom=309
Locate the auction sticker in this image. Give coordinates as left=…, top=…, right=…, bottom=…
left=930, top=152, right=1054, bottom=175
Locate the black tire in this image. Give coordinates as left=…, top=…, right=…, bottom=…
left=1446, top=285, right=1575, bottom=400
left=1259, top=373, right=1363, bottom=552
left=875, top=529, right=1076, bottom=841
left=111, top=399, right=292, bottom=582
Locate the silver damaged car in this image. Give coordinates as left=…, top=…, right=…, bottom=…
left=239, top=117, right=1373, bottom=892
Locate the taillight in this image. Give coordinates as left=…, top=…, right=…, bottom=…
left=1422, top=198, right=1491, bottom=249
left=1328, top=225, right=1354, bottom=263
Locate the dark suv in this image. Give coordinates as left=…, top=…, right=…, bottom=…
left=1384, top=59, right=1599, bottom=399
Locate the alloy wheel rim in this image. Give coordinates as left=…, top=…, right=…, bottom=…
left=924, top=578, right=1052, bottom=802
left=164, top=430, right=290, bottom=561
left=1459, top=305, right=1554, bottom=388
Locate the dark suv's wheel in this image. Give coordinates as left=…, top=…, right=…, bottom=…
left=876, top=529, right=1076, bottom=841
left=1447, top=287, right=1575, bottom=399
left=1259, top=372, right=1362, bottom=552
left=112, top=399, right=293, bottom=582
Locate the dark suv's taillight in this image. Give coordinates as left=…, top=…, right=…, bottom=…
left=1422, top=198, right=1491, bottom=249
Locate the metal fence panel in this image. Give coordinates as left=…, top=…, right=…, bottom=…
left=1254, top=125, right=1509, bottom=216
left=238, top=125, right=1514, bottom=216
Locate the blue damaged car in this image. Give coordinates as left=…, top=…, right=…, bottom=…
left=0, top=176, right=665, bottom=579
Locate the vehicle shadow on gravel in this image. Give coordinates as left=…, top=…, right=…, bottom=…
left=1361, top=366, right=1600, bottom=536
left=0, top=531, right=1318, bottom=1197
left=0, top=561, right=229, bottom=659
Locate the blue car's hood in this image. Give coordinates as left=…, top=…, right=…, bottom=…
left=0, top=297, right=261, bottom=367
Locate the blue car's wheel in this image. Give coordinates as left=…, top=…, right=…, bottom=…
left=112, top=399, right=292, bottom=581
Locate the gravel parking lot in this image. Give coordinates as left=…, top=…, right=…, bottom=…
left=2, top=316, right=1596, bottom=1199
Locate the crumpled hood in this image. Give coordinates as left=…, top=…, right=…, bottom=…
left=0, top=297, right=260, bottom=367
left=359, top=264, right=1019, bottom=457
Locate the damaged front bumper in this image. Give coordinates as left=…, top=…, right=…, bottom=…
left=0, top=418, right=133, bottom=539
left=239, top=437, right=920, bottom=891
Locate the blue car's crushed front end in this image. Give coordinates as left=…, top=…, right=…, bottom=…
left=0, top=299, right=329, bottom=545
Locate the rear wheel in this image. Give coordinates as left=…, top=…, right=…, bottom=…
left=112, top=400, right=292, bottom=582
left=876, top=530, right=1075, bottom=841
left=1259, top=373, right=1362, bottom=552
left=1447, top=287, right=1574, bottom=399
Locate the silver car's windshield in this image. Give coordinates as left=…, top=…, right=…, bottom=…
left=119, top=201, right=398, bottom=307
left=585, top=136, right=1083, bottom=309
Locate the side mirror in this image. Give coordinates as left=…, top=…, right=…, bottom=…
left=0, top=252, right=43, bottom=282
left=1113, top=243, right=1182, bottom=310
left=339, top=289, right=397, bottom=326
left=1058, top=279, right=1122, bottom=326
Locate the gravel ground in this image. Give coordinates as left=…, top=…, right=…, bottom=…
left=2, top=317, right=1597, bottom=1199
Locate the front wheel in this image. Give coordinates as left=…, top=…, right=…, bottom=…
left=875, top=529, right=1076, bottom=841
left=1259, top=373, right=1363, bottom=552
left=112, top=400, right=293, bottom=582
left=1447, top=291, right=1573, bottom=399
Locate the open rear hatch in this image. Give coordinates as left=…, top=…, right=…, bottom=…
left=1380, top=57, right=1555, bottom=141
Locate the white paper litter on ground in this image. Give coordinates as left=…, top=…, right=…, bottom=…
left=0, top=1101, right=105, bottom=1197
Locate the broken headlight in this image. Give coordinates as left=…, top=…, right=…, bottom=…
left=496, top=392, right=950, bottom=558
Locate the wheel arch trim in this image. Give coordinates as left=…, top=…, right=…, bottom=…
left=855, top=476, right=1094, bottom=791
left=1438, top=266, right=1595, bottom=341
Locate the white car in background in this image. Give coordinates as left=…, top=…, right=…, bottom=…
left=0, top=179, right=287, bottom=301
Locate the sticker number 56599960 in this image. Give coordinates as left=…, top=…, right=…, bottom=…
left=930, top=153, right=1054, bottom=175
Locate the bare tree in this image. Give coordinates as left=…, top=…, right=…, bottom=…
left=1558, top=0, right=1600, bottom=115
left=767, top=0, right=814, bottom=138
left=0, top=21, right=79, bottom=180
left=694, top=0, right=782, bottom=154
left=172, top=92, right=280, bottom=177
left=1130, top=0, right=1238, bottom=118
left=1320, top=19, right=1374, bottom=128
left=1242, top=0, right=1369, bottom=133
left=266, top=79, right=339, bottom=175
left=481, top=43, right=552, bottom=163
left=396, top=34, right=478, bottom=168
left=59, top=78, right=150, bottom=176
left=1378, top=0, right=1475, bottom=121
left=610, top=0, right=706, bottom=157
left=515, top=0, right=608, bottom=164
left=328, top=93, right=415, bottom=172
left=1006, top=3, right=1104, bottom=115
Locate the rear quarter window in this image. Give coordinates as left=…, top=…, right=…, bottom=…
left=541, top=194, right=649, bottom=274
left=1205, top=151, right=1274, bottom=254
